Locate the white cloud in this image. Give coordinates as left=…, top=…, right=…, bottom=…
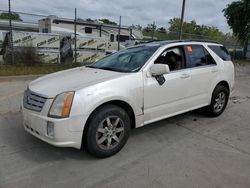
left=0, top=0, right=234, bottom=32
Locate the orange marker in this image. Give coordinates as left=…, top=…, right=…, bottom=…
left=187, top=46, right=193, bottom=52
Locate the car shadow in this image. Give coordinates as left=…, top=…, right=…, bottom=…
left=1, top=109, right=208, bottom=163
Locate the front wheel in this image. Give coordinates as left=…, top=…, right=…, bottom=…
left=85, top=104, right=130, bottom=158
left=205, top=85, right=229, bottom=117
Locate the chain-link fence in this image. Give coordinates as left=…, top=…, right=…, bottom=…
left=0, top=9, right=247, bottom=65
left=141, top=30, right=246, bottom=60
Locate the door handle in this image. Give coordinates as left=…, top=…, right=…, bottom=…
left=180, top=73, right=190, bottom=79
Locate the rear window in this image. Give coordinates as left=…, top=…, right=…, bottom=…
left=208, top=45, right=231, bottom=61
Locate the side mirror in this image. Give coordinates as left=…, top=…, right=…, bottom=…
left=150, top=64, right=170, bottom=77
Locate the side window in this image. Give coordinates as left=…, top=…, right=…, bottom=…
left=116, top=35, right=130, bottom=42
left=154, top=46, right=185, bottom=71
left=110, top=34, right=114, bottom=42
left=208, top=45, right=231, bottom=61
left=185, top=45, right=215, bottom=68
left=204, top=48, right=216, bottom=65
left=85, top=27, right=92, bottom=34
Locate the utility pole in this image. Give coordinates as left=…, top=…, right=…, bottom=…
left=151, top=21, right=155, bottom=41
left=179, top=0, right=186, bottom=40
left=74, top=8, right=77, bottom=63
left=8, top=0, right=14, bottom=64
left=118, top=16, right=121, bottom=51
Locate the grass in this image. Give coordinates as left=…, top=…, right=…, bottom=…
left=233, top=60, right=250, bottom=65
left=0, top=60, right=249, bottom=76
left=0, top=63, right=82, bottom=76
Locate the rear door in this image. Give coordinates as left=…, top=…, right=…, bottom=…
left=184, top=44, right=218, bottom=107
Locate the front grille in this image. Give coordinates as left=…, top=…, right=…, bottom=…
left=23, top=89, right=48, bottom=112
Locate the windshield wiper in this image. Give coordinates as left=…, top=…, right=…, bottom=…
left=97, top=67, right=121, bottom=72
left=87, top=65, right=128, bottom=73
left=86, top=65, right=98, bottom=69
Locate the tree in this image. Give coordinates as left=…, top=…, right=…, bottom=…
left=157, top=27, right=166, bottom=33
left=0, top=12, right=22, bottom=21
left=130, top=24, right=143, bottom=31
left=86, top=18, right=94, bottom=22
left=99, top=19, right=117, bottom=25
left=168, top=18, right=224, bottom=41
left=223, top=0, right=250, bottom=42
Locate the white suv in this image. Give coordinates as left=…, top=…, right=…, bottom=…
left=22, top=40, right=235, bottom=158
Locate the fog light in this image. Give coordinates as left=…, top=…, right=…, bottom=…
left=47, top=121, right=55, bottom=137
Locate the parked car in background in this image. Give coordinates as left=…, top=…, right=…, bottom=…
left=22, top=40, right=234, bottom=158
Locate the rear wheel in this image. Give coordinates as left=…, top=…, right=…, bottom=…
left=205, top=85, right=229, bottom=117
left=85, top=104, right=130, bottom=158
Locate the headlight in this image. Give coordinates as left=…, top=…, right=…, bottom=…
left=48, top=91, right=75, bottom=118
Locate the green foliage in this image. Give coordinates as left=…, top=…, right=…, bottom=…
left=99, top=18, right=117, bottom=25
left=0, top=12, right=22, bottom=21
left=168, top=18, right=224, bottom=41
left=130, top=24, right=143, bottom=31
left=157, top=27, right=166, bottom=33
left=223, top=0, right=250, bottom=42
left=0, top=64, right=81, bottom=76
left=143, top=18, right=225, bottom=42
left=4, top=47, right=43, bottom=66
left=86, top=18, right=94, bottom=22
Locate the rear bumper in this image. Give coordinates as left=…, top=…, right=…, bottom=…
left=22, top=107, right=83, bottom=149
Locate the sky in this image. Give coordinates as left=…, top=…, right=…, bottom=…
left=0, top=0, right=235, bottom=33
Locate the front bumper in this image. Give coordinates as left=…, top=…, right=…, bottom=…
left=22, top=107, right=83, bottom=149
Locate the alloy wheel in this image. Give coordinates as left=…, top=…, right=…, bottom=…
left=213, top=92, right=226, bottom=113
left=96, top=116, right=125, bottom=150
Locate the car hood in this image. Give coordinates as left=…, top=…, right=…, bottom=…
left=29, top=67, right=126, bottom=98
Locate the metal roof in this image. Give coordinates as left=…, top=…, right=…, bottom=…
left=52, top=18, right=131, bottom=30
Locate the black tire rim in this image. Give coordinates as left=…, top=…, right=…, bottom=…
left=95, top=115, right=125, bottom=150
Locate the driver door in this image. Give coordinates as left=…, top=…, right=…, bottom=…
left=143, top=46, right=192, bottom=124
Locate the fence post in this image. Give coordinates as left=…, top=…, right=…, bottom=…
left=8, top=0, right=14, bottom=64
left=74, top=8, right=77, bottom=64
left=151, top=21, right=155, bottom=41
left=118, top=16, right=121, bottom=51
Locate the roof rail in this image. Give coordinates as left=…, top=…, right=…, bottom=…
left=184, top=39, right=219, bottom=44
left=137, top=39, right=220, bottom=46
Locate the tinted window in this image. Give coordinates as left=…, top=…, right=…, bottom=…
left=204, top=48, right=216, bottom=65
left=185, top=45, right=216, bottom=68
left=186, top=45, right=207, bottom=68
left=208, top=45, right=231, bottom=61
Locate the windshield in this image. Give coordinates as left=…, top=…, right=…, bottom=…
left=88, top=45, right=159, bottom=73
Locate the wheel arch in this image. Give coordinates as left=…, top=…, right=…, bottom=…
left=215, top=80, right=230, bottom=94
left=81, top=100, right=136, bottom=149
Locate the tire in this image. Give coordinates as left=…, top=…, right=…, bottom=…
left=85, top=104, right=130, bottom=158
left=205, top=85, right=229, bottom=117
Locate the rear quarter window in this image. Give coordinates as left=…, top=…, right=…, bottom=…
left=208, top=45, right=231, bottom=61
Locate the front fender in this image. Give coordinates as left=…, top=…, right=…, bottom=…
left=70, top=72, right=143, bottom=131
